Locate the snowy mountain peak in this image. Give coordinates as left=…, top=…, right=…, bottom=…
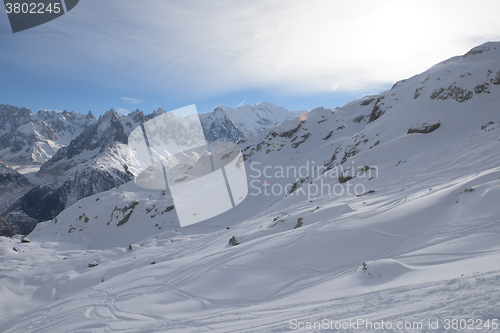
left=98, top=109, right=120, bottom=124
left=463, top=41, right=498, bottom=58
left=86, top=110, right=95, bottom=120
left=201, top=102, right=305, bottom=143
left=150, top=108, right=167, bottom=118
left=213, top=106, right=228, bottom=117
left=0, top=104, right=32, bottom=138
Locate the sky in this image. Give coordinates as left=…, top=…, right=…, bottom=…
left=0, top=0, right=499, bottom=116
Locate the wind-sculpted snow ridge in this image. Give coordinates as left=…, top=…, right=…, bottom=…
left=1, top=42, right=500, bottom=332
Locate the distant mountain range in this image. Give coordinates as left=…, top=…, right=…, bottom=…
left=0, top=102, right=304, bottom=236
left=0, top=106, right=95, bottom=165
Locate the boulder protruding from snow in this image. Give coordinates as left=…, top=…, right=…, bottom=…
left=229, top=235, right=239, bottom=246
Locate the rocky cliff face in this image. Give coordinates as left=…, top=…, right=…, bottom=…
left=0, top=104, right=32, bottom=139
left=0, top=161, right=33, bottom=214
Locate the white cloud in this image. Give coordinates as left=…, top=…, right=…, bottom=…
left=4, top=0, right=500, bottom=97
left=121, top=97, right=141, bottom=105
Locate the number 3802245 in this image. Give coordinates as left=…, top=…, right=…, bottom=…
left=5, top=2, right=61, bottom=14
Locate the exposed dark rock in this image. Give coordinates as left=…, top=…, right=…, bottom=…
left=353, top=115, right=367, bottom=123
left=358, top=166, right=373, bottom=173
left=430, top=86, right=473, bottom=102
left=0, top=212, right=37, bottom=237
left=322, top=131, right=333, bottom=140
left=463, top=46, right=491, bottom=57
left=430, top=88, right=445, bottom=100
left=414, top=87, right=424, bottom=99
left=229, top=235, right=239, bottom=246
left=291, top=133, right=311, bottom=148
left=391, top=80, right=405, bottom=90
left=368, top=97, right=385, bottom=123
left=360, top=98, right=375, bottom=106
left=0, top=162, right=33, bottom=214
left=481, top=121, right=494, bottom=130
left=294, top=217, right=303, bottom=229
left=493, top=71, right=500, bottom=85
left=114, top=201, right=139, bottom=226
left=407, top=123, right=441, bottom=134
left=338, top=174, right=354, bottom=184
left=474, top=83, right=490, bottom=94
left=287, top=177, right=307, bottom=195
left=279, top=123, right=302, bottom=138
left=341, top=145, right=360, bottom=164
left=357, top=190, right=375, bottom=197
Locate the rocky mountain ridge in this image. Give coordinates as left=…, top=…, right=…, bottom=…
left=0, top=103, right=303, bottom=235
left=0, top=105, right=95, bottom=165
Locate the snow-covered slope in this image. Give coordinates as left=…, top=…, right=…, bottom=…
left=2, top=42, right=500, bottom=332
